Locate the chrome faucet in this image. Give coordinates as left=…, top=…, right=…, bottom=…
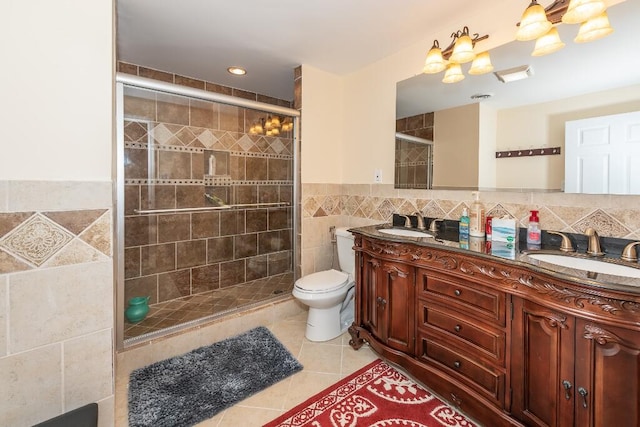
left=413, top=212, right=426, bottom=230
left=621, top=241, right=640, bottom=262
left=547, top=231, right=575, bottom=252
left=585, top=228, right=605, bottom=257
left=429, top=218, right=444, bottom=233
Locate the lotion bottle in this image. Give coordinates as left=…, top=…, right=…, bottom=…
left=469, top=192, right=485, bottom=237
left=527, top=210, right=541, bottom=246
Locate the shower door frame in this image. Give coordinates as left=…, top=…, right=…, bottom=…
left=114, top=73, right=301, bottom=350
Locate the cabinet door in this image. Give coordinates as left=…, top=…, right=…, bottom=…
left=381, top=260, right=415, bottom=354
left=362, top=254, right=384, bottom=340
left=574, top=319, right=640, bottom=427
left=511, top=298, right=575, bottom=427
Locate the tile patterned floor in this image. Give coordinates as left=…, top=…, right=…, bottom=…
left=116, top=311, right=378, bottom=426
left=124, top=273, right=294, bottom=341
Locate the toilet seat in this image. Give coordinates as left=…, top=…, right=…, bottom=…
left=294, top=269, right=350, bottom=294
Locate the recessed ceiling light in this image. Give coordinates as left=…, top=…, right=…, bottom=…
left=494, top=65, right=534, bottom=83
left=227, top=66, right=247, bottom=76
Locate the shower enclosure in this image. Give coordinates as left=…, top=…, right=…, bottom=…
left=115, top=74, right=300, bottom=348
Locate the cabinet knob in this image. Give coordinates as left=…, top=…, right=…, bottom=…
left=454, top=289, right=462, bottom=296
left=453, top=361, right=461, bottom=369
left=454, top=325, right=462, bottom=332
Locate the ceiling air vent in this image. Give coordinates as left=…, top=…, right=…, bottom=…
left=470, top=93, right=493, bottom=100
left=494, top=65, right=534, bottom=83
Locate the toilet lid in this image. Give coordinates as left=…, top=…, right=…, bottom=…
left=295, top=269, right=350, bottom=293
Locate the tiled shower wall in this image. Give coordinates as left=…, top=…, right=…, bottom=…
left=122, top=87, right=294, bottom=306
left=395, top=113, right=434, bottom=189
left=302, top=184, right=640, bottom=274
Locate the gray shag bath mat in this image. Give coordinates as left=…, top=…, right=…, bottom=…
left=128, top=326, right=303, bottom=427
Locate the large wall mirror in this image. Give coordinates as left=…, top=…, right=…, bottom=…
left=395, top=0, right=640, bottom=193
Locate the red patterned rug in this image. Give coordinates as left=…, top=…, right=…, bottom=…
left=264, top=359, right=478, bottom=427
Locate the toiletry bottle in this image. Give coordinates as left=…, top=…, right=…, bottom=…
left=527, top=210, right=541, bottom=247
left=469, top=192, right=485, bottom=237
left=459, top=207, right=470, bottom=237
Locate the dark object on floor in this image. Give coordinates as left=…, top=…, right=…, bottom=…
left=128, top=326, right=303, bottom=427
left=33, top=403, right=98, bottom=427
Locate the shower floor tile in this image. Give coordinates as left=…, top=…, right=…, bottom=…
left=124, top=272, right=294, bottom=341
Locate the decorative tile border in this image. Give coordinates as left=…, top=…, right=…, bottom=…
left=302, top=185, right=640, bottom=239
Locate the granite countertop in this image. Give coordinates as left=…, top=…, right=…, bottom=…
left=349, top=223, right=640, bottom=295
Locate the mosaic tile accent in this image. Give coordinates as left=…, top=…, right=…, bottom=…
left=0, top=214, right=74, bottom=266
left=0, top=209, right=112, bottom=272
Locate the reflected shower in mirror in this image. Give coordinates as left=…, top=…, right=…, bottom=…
left=395, top=0, right=640, bottom=193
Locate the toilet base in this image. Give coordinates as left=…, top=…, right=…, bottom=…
left=305, top=304, right=342, bottom=342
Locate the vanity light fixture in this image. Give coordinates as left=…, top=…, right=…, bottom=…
left=227, top=66, right=247, bottom=76
left=516, top=0, right=613, bottom=57
left=423, top=26, right=491, bottom=83
left=249, top=115, right=293, bottom=136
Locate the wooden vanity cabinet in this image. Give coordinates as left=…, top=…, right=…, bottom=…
left=361, top=253, right=415, bottom=355
left=512, top=298, right=640, bottom=427
left=348, top=231, right=640, bottom=427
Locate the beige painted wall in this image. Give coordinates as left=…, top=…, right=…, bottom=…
left=496, top=84, right=640, bottom=190
left=0, top=1, right=113, bottom=181
left=0, top=1, right=115, bottom=425
left=434, top=104, right=480, bottom=188
left=300, top=65, right=345, bottom=184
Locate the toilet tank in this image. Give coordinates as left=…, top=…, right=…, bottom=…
left=335, top=227, right=355, bottom=276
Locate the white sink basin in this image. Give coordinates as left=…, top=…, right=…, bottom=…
left=527, top=253, right=640, bottom=278
left=378, top=228, right=433, bottom=238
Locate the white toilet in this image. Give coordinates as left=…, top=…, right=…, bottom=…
left=293, top=227, right=355, bottom=342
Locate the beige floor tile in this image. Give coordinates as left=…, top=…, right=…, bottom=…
left=297, top=341, right=343, bottom=374
left=283, top=370, right=341, bottom=409
left=215, top=405, right=282, bottom=427
left=240, top=376, right=292, bottom=410
left=341, top=344, right=378, bottom=377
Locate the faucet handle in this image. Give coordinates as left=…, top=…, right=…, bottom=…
left=547, top=231, right=575, bottom=252
left=429, top=218, right=444, bottom=233
left=621, top=242, right=640, bottom=262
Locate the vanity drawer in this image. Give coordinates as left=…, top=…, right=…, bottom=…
left=419, top=300, right=505, bottom=364
left=417, top=331, right=505, bottom=406
left=418, top=269, right=506, bottom=326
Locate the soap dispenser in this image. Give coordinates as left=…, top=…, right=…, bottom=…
left=527, top=210, right=541, bottom=247
left=469, top=192, right=485, bottom=237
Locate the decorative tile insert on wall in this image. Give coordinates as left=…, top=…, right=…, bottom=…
left=121, top=83, right=295, bottom=339
left=0, top=209, right=111, bottom=273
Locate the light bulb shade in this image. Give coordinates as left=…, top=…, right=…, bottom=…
left=450, top=32, right=475, bottom=64
left=562, top=0, right=606, bottom=24
left=574, top=12, right=613, bottom=42
left=468, top=51, right=494, bottom=75
left=442, top=63, right=465, bottom=83
left=254, top=123, right=263, bottom=134
left=271, top=116, right=281, bottom=128
left=532, top=27, right=565, bottom=56
left=516, top=1, right=553, bottom=41
left=423, top=42, right=446, bottom=74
